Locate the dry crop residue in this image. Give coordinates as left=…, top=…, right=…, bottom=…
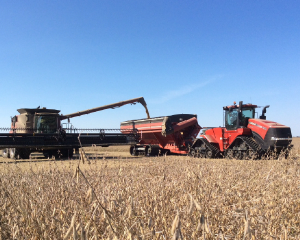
left=0, top=145, right=300, bottom=239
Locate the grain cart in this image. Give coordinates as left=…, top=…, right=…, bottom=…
left=190, top=101, right=293, bottom=159
left=120, top=114, right=201, bottom=156
left=1, top=97, right=149, bottom=159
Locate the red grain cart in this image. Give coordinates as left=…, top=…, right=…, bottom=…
left=120, top=114, right=201, bottom=156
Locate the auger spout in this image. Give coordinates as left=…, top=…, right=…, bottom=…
left=60, top=97, right=150, bottom=120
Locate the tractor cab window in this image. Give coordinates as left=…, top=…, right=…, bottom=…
left=240, top=108, right=255, bottom=127
left=225, top=108, right=255, bottom=130
left=34, top=115, right=57, bottom=133
left=225, top=109, right=238, bottom=130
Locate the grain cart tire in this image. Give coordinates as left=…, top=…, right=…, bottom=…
left=2, top=148, right=10, bottom=158
left=144, top=146, right=149, bottom=156
left=130, top=146, right=138, bottom=156
left=147, top=146, right=160, bottom=156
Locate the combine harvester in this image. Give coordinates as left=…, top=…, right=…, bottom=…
left=121, top=101, right=292, bottom=159
left=0, top=97, right=149, bottom=159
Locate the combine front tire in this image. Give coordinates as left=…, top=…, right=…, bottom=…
left=60, top=148, right=73, bottom=159
left=9, top=148, right=20, bottom=159
left=9, top=148, right=31, bottom=159
left=19, top=148, right=31, bottom=159
left=43, top=151, right=53, bottom=159
left=2, top=148, right=10, bottom=158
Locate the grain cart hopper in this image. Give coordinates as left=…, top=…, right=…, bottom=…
left=1, top=97, right=149, bottom=159
left=120, top=114, right=201, bottom=156
left=189, top=101, right=293, bottom=159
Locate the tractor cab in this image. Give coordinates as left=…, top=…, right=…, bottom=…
left=223, top=101, right=257, bottom=130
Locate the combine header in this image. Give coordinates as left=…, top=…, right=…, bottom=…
left=120, top=114, right=201, bottom=156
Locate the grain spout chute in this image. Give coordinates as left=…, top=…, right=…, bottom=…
left=60, top=97, right=150, bottom=120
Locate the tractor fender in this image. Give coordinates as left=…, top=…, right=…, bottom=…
left=191, top=135, right=217, bottom=148
left=202, top=134, right=218, bottom=143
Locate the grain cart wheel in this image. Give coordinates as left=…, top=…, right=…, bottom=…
left=144, top=146, right=149, bottom=156
left=130, top=146, right=138, bottom=156
left=2, top=148, right=10, bottom=158
left=147, top=146, right=152, bottom=156
left=147, top=146, right=160, bottom=156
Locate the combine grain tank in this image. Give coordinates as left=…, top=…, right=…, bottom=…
left=121, top=114, right=201, bottom=156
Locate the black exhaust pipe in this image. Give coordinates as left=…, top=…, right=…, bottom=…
left=260, top=105, right=270, bottom=120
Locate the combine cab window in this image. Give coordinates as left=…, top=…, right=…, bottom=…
left=35, top=115, right=57, bottom=133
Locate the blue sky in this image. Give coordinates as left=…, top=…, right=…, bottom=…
left=1, top=1, right=300, bottom=136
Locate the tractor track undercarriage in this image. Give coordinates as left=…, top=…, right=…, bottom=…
left=225, top=136, right=263, bottom=160
left=190, top=136, right=265, bottom=160
left=190, top=138, right=220, bottom=159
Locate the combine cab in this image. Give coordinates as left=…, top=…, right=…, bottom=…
left=121, top=114, right=201, bottom=156
left=190, top=101, right=292, bottom=159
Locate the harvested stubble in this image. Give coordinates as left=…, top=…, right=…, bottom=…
left=0, top=149, right=300, bottom=239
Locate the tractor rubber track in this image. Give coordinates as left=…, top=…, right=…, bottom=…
left=201, top=138, right=220, bottom=158
left=238, top=136, right=264, bottom=159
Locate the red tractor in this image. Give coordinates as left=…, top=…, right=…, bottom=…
left=190, top=101, right=293, bottom=159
